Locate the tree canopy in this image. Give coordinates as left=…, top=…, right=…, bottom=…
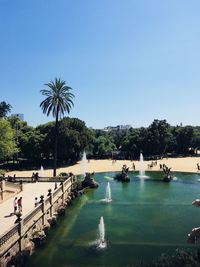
left=1, top=117, right=200, bottom=168
left=0, top=119, right=18, bottom=160
left=0, top=101, right=12, bottom=118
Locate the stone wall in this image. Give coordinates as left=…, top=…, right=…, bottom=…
left=3, top=181, right=22, bottom=193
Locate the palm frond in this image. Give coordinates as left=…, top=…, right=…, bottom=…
left=40, top=78, right=74, bottom=119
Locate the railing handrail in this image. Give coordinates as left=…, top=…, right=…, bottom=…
left=14, top=175, right=70, bottom=180
left=23, top=204, right=43, bottom=226
left=52, top=186, right=62, bottom=198
left=45, top=196, right=51, bottom=205
left=0, top=224, right=18, bottom=247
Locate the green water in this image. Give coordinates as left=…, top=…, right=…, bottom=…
left=26, top=172, right=200, bottom=267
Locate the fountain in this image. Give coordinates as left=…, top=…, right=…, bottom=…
left=162, top=164, right=172, bottom=182
left=104, top=176, right=114, bottom=181
left=139, top=153, right=145, bottom=177
left=40, top=166, right=44, bottom=177
left=137, top=152, right=149, bottom=180
left=114, top=164, right=130, bottom=182
left=97, top=216, right=106, bottom=249
left=81, top=151, right=99, bottom=189
left=100, top=182, right=112, bottom=203
left=106, top=182, right=112, bottom=201
left=81, top=151, right=87, bottom=178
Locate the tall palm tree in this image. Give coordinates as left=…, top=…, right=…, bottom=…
left=40, top=78, right=74, bottom=176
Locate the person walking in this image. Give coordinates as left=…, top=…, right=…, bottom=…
left=13, top=197, right=18, bottom=214
left=132, top=162, right=135, bottom=170
left=17, top=197, right=22, bottom=212
left=197, top=163, right=200, bottom=171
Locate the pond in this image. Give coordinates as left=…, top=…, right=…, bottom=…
left=26, top=172, right=200, bottom=267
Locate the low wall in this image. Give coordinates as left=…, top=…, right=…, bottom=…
left=0, top=175, right=75, bottom=267
left=0, top=181, right=23, bottom=203
left=3, top=181, right=22, bottom=193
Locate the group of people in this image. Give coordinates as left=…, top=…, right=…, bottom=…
left=7, top=174, right=16, bottom=182
left=13, top=196, right=22, bottom=214
left=0, top=174, right=16, bottom=183
left=31, top=172, right=39, bottom=182
left=148, top=161, right=158, bottom=169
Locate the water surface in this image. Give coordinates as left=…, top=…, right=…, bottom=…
left=26, top=172, right=200, bottom=267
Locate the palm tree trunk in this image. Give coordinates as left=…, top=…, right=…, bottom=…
left=53, top=106, right=59, bottom=177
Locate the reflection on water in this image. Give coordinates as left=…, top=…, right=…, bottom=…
left=26, top=172, right=199, bottom=267
left=121, top=182, right=129, bottom=192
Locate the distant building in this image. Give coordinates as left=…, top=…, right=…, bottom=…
left=104, top=125, right=132, bottom=131
left=119, top=124, right=132, bottom=130
left=11, top=113, right=24, bottom=121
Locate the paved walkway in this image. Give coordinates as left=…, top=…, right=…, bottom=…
left=0, top=182, right=55, bottom=236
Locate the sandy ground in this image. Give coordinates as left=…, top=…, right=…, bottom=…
left=6, top=157, right=200, bottom=177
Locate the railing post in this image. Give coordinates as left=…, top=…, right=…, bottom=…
left=40, top=195, right=45, bottom=225
left=16, top=213, right=23, bottom=251
left=1, top=180, right=4, bottom=192
left=48, top=189, right=53, bottom=217
left=61, top=182, right=64, bottom=205
left=70, top=176, right=73, bottom=191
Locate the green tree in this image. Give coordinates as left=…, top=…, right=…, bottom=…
left=192, top=127, right=200, bottom=154
left=121, top=128, right=141, bottom=158
left=8, top=115, right=33, bottom=161
left=36, top=122, right=54, bottom=159
left=146, top=120, right=172, bottom=155
left=175, top=126, right=194, bottom=154
left=57, top=117, right=92, bottom=162
left=40, top=78, right=74, bottom=176
left=0, top=101, right=12, bottom=118
left=0, top=119, right=18, bottom=160
left=19, top=128, right=45, bottom=161
left=93, top=136, right=116, bottom=158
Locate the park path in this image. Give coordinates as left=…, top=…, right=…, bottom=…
left=0, top=182, right=55, bottom=236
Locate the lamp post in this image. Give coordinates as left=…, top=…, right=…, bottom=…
left=16, top=121, right=19, bottom=163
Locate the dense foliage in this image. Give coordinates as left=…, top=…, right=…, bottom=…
left=0, top=119, right=18, bottom=161
left=118, top=120, right=199, bottom=159
left=1, top=108, right=200, bottom=167
left=0, top=101, right=12, bottom=118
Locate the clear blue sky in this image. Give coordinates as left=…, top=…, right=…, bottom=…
left=1, top=0, right=200, bottom=128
